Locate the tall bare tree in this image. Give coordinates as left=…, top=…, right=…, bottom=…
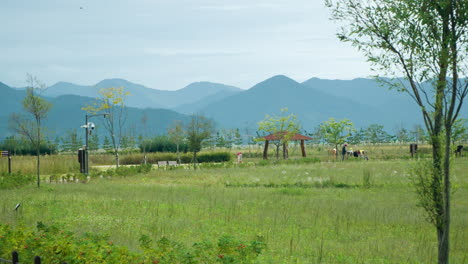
left=10, top=74, right=52, bottom=187
left=167, top=120, right=186, bottom=164
left=83, top=87, right=129, bottom=167
left=326, top=0, right=468, bottom=262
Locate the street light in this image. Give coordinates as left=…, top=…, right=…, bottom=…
left=81, top=113, right=109, bottom=174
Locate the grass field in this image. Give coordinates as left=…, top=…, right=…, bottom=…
left=0, top=153, right=467, bottom=263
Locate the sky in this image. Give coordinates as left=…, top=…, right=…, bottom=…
left=1, top=0, right=373, bottom=90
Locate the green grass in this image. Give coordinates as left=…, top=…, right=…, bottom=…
left=0, top=158, right=467, bottom=263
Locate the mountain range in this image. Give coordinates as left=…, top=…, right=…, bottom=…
left=42, top=79, right=242, bottom=109
left=1, top=75, right=466, bottom=140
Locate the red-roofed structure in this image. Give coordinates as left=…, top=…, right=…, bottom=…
left=258, top=132, right=312, bottom=159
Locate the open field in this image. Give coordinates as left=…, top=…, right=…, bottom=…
left=0, top=143, right=437, bottom=175
left=1, top=155, right=467, bottom=263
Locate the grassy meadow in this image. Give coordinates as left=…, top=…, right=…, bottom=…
left=0, top=145, right=467, bottom=263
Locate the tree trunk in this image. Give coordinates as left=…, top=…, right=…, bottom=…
left=37, top=148, right=40, bottom=188
left=434, top=15, right=450, bottom=262
left=263, top=140, right=269, bottom=160
left=193, top=151, right=197, bottom=170
left=282, top=142, right=287, bottom=159
left=276, top=144, right=280, bottom=160
left=439, top=128, right=452, bottom=264
left=36, top=122, right=41, bottom=188
left=432, top=135, right=445, bottom=264
left=115, top=151, right=120, bottom=168
left=301, top=140, right=306, bottom=157
left=177, top=144, right=181, bottom=164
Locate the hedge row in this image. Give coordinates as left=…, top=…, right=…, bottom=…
left=119, top=152, right=231, bottom=165
left=0, top=222, right=265, bottom=264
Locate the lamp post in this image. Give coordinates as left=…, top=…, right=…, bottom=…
left=82, top=113, right=109, bottom=174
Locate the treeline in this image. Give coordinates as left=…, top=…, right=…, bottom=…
left=0, top=136, right=57, bottom=155
left=1, top=121, right=465, bottom=156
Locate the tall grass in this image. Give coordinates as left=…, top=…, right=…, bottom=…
left=0, top=159, right=467, bottom=263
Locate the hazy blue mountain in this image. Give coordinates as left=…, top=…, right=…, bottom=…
left=302, top=77, right=467, bottom=127
left=42, top=79, right=242, bottom=109
left=0, top=83, right=190, bottom=140
left=45, top=82, right=96, bottom=98
left=200, top=75, right=394, bottom=130
left=174, top=89, right=241, bottom=114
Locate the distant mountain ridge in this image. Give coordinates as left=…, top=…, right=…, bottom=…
left=0, top=83, right=191, bottom=140
left=198, top=75, right=394, bottom=130
left=41, top=79, right=243, bottom=109
left=1, top=75, right=466, bottom=139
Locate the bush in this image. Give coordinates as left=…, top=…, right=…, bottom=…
left=140, top=136, right=188, bottom=153
left=119, top=152, right=231, bottom=165
left=0, top=172, right=34, bottom=189
left=0, top=223, right=266, bottom=264
left=102, top=164, right=153, bottom=177
left=197, top=152, right=231, bottom=163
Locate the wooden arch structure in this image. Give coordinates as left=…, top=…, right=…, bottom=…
left=259, top=132, right=313, bottom=159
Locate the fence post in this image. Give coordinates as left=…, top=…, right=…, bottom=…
left=34, top=256, right=41, bottom=264
left=8, top=154, right=11, bottom=174
left=12, top=251, right=19, bottom=264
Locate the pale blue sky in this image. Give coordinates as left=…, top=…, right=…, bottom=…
left=1, top=0, right=372, bottom=90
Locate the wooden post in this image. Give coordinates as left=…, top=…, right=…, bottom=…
left=12, top=251, right=19, bottom=264
left=8, top=154, right=11, bottom=174
left=34, top=256, right=41, bottom=264
left=300, top=140, right=306, bottom=157
left=263, top=140, right=269, bottom=160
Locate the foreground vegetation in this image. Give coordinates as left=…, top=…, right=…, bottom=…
left=0, top=152, right=466, bottom=263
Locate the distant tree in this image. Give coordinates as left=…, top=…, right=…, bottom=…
left=88, top=129, right=100, bottom=152
left=307, top=125, right=324, bottom=145
left=450, top=118, right=467, bottom=145
left=319, top=118, right=355, bottom=158
left=61, top=129, right=83, bottom=152
left=138, top=112, right=150, bottom=160
left=1, top=136, right=23, bottom=155
left=410, top=125, right=426, bottom=143
left=233, top=128, right=243, bottom=146
left=348, top=128, right=366, bottom=144
left=82, top=87, right=130, bottom=167
left=395, top=126, right=411, bottom=143
left=215, top=131, right=227, bottom=148
left=257, top=108, right=300, bottom=159
left=167, top=120, right=186, bottom=164
left=9, top=74, right=52, bottom=187
left=185, top=114, right=214, bottom=169
left=364, top=124, right=391, bottom=143
left=243, top=126, right=257, bottom=158
left=120, top=135, right=130, bottom=149
left=102, top=136, right=113, bottom=152
left=215, top=129, right=241, bottom=149
left=327, top=0, right=468, bottom=262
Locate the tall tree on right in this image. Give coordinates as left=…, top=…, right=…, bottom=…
left=326, top=1, right=467, bottom=263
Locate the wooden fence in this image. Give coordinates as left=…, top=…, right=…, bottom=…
left=0, top=251, right=68, bottom=264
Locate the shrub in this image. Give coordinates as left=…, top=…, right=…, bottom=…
left=119, top=152, right=231, bottom=165
left=140, top=136, right=188, bottom=153
left=0, top=223, right=265, bottom=264
left=0, top=172, right=34, bottom=189
left=196, top=152, right=231, bottom=163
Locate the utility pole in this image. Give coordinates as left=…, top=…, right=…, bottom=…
left=82, top=113, right=109, bottom=174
